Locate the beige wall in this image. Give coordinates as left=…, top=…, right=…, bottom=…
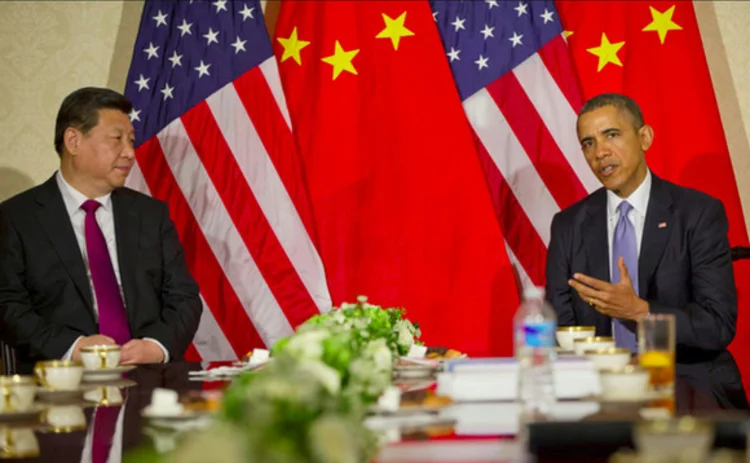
left=0, top=1, right=144, bottom=198
left=1, top=1, right=749, bottom=233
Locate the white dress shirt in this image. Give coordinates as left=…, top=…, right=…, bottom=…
left=56, top=171, right=168, bottom=362
left=606, top=169, right=652, bottom=276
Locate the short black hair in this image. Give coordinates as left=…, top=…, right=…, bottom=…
left=578, top=93, right=644, bottom=130
left=54, top=87, right=133, bottom=157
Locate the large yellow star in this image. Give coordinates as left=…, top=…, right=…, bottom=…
left=586, top=33, right=625, bottom=72
left=375, top=12, right=415, bottom=50
left=321, top=40, right=360, bottom=80
left=642, top=5, right=682, bottom=44
left=277, top=27, right=310, bottom=66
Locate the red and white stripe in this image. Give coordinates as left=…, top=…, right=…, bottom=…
left=464, top=35, right=601, bottom=290
left=127, top=57, right=331, bottom=361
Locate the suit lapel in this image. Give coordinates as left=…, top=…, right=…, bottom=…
left=34, top=176, right=94, bottom=313
left=639, top=175, right=673, bottom=298
left=581, top=189, right=610, bottom=284
left=112, top=189, right=139, bottom=324
left=580, top=189, right=612, bottom=332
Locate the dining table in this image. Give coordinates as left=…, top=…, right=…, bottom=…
left=0, top=349, right=747, bottom=463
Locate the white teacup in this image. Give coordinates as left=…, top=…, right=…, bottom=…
left=80, top=345, right=121, bottom=370
left=584, top=347, right=633, bottom=371
left=34, top=360, right=84, bottom=391
left=573, top=336, right=615, bottom=356
left=84, top=386, right=123, bottom=406
left=599, top=365, right=650, bottom=400
left=143, top=388, right=184, bottom=417
left=556, top=326, right=596, bottom=351
left=0, top=427, right=39, bottom=458
left=0, top=376, right=36, bottom=413
left=44, top=405, right=86, bottom=432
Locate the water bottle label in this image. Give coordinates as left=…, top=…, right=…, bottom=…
left=524, top=321, right=555, bottom=347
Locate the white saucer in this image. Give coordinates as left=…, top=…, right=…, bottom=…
left=141, top=406, right=208, bottom=421
left=595, top=390, right=667, bottom=403
left=0, top=404, right=45, bottom=423
left=35, top=385, right=91, bottom=402
left=82, top=365, right=136, bottom=382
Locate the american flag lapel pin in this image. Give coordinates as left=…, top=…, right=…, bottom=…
left=658, top=222, right=667, bottom=229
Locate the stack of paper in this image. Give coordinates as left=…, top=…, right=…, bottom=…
left=436, top=357, right=601, bottom=402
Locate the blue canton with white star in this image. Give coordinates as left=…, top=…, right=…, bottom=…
left=124, top=0, right=271, bottom=148
left=430, top=0, right=563, bottom=101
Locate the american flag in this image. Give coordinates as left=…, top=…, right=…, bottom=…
left=431, top=0, right=601, bottom=290
left=123, top=0, right=331, bottom=361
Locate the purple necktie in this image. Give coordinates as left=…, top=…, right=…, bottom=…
left=91, top=388, right=127, bottom=463
left=82, top=200, right=131, bottom=345
left=612, top=201, right=638, bottom=352
left=92, top=404, right=121, bottom=463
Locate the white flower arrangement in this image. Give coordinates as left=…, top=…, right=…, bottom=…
left=125, top=296, right=422, bottom=463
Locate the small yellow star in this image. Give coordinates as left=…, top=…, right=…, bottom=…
left=586, top=33, right=625, bottom=72
left=321, top=40, right=360, bottom=80
left=375, top=12, right=415, bottom=50
left=642, top=5, right=682, bottom=44
left=277, top=27, right=310, bottom=66
left=563, top=30, right=574, bottom=39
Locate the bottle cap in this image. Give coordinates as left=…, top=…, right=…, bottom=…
left=523, top=286, right=544, bottom=300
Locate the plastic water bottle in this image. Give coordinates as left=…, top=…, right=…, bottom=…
left=514, top=286, right=557, bottom=419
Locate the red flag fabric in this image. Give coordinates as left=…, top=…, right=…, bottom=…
left=556, top=1, right=750, bottom=387
left=273, top=0, right=520, bottom=356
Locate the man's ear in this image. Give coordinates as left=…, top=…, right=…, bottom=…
left=63, top=127, right=82, bottom=156
left=639, top=124, right=654, bottom=151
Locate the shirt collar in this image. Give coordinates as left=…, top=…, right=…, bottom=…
left=55, top=170, right=113, bottom=216
left=606, top=169, right=652, bottom=219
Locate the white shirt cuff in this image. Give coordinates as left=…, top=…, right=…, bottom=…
left=62, top=336, right=83, bottom=361
left=143, top=338, right=169, bottom=363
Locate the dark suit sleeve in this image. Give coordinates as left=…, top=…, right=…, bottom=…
left=546, top=212, right=577, bottom=326
left=0, top=207, right=80, bottom=359
left=136, top=203, right=202, bottom=359
left=648, top=200, right=737, bottom=351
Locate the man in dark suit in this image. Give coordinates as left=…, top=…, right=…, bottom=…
left=546, top=93, right=737, bottom=355
left=0, top=87, right=202, bottom=372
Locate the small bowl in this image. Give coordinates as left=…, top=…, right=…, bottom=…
left=573, top=336, right=615, bottom=356
left=599, top=365, right=650, bottom=400
left=633, top=417, right=714, bottom=460
left=556, top=326, right=596, bottom=351
left=584, top=347, right=632, bottom=370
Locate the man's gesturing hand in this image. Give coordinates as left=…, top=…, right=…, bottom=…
left=568, top=257, right=649, bottom=321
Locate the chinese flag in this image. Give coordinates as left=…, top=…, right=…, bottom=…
left=273, top=0, right=520, bottom=356
left=558, top=1, right=750, bottom=388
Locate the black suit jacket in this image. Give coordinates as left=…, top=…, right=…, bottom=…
left=545, top=174, right=737, bottom=353
left=0, top=175, right=202, bottom=372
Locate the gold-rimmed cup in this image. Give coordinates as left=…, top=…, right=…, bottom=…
left=573, top=336, right=615, bottom=356
left=0, top=427, right=39, bottom=458
left=599, top=365, right=650, bottom=400
left=583, top=347, right=632, bottom=370
left=43, top=405, right=87, bottom=433
left=0, top=376, right=35, bottom=413
left=34, top=360, right=83, bottom=391
left=80, top=345, right=121, bottom=370
left=556, top=326, right=596, bottom=350
left=84, top=386, right=123, bottom=406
